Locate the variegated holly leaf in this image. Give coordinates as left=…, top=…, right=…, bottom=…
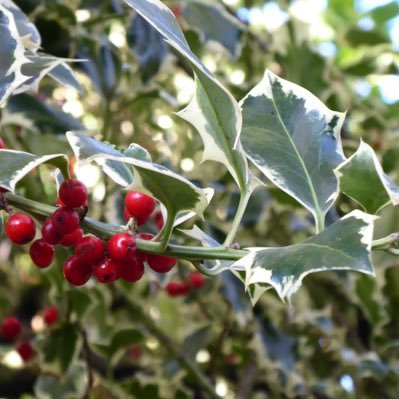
left=47, top=63, right=83, bottom=93
left=0, top=2, right=30, bottom=106
left=335, top=140, right=399, bottom=214
left=2, top=0, right=41, bottom=51
left=240, top=69, right=346, bottom=231
left=231, top=210, right=376, bottom=303
left=67, top=132, right=212, bottom=219
left=123, top=0, right=250, bottom=192
left=0, top=149, right=68, bottom=192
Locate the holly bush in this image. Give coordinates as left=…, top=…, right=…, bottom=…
left=1, top=0, right=399, bottom=398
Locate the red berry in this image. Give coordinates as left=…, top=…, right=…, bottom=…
left=0, top=137, right=5, bottom=149
left=75, top=236, right=105, bottom=264
left=43, top=306, right=59, bottom=326
left=51, top=208, right=80, bottom=234
left=1, top=316, right=21, bottom=340
left=123, top=206, right=131, bottom=222
left=123, top=206, right=151, bottom=225
left=115, top=257, right=144, bottom=282
left=16, top=341, right=34, bottom=362
left=107, top=233, right=137, bottom=262
left=147, top=253, right=177, bottom=273
left=41, top=218, right=63, bottom=245
left=94, top=258, right=119, bottom=283
left=60, top=228, right=83, bottom=247
left=63, top=255, right=93, bottom=286
left=154, top=210, right=164, bottom=230
left=29, top=239, right=55, bottom=268
left=187, top=272, right=205, bottom=289
left=6, top=214, right=36, bottom=245
left=58, top=179, right=88, bottom=208
left=125, top=191, right=156, bottom=225
left=166, top=281, right=190, bottom=297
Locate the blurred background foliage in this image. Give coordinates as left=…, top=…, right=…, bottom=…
left=0, top=0, right=399, bottom=398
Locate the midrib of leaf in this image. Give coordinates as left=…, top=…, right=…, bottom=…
left=269, top=88, right=324, bottom=232
left=196, top=72, right=246, bottom=192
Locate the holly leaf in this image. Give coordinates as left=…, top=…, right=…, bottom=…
left=0, top=3, right=31, bottom=106
left=0, top=149, right=68, bottom=192
left=122, top=0, right=250, bottom=192
left=4, top=93, right=83, bottom=134
left=335, top=140, right=399, bottom=214
left=47, top=62, right=83, bottom=93
left=67, top=132, right=212, bottom=219
left=3, top=0, right=41, bottom=51
left=232, top=210, right=376, bottom=303
left=182, top=0, right=243, bottom=57
left=240, top=69, right=346, bottom=230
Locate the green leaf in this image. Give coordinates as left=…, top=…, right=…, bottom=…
left=34, top=362, right=86, bottom=399
left=108, top=328, right=144, bottom=365
left=123, top=143, right=152, bottom=162
left=232, top=210, right=376, bottom=303
left=182, top=0, right=243, bottom=57
left=122, top=0, right=250, bottom=191
left=67, top=132, right=212, bottom=219
left=47, top=63, right=83, bottom=93
left=38, top=323, right=82, bottom=375
left=335, top=141, right=399, bottom=214
left=0, top=149, right=68, bottom=192
left=182, top=325, right=212, bottom=360
left=4, top=93, right=83, bottom=134
left=240, top=69, right=346, bottom=231
left=0, top=3, right=31, bottom=106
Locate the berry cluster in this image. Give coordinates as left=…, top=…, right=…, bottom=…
left=166, top=271, right=206, bottom=297
left=0, top=306, right=59, bottom=363
left=4, top=178, right=181, bottom=287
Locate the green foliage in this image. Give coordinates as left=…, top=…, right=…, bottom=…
left=0, top=0, right=399, bottom=398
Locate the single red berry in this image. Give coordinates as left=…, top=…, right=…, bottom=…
left=187, top=272, right=205, bottom=289
left=123, top=206, right=131, bottom=222
left=75, top=236, right=105, bottom=264
left=115, top=257, right=144, bottom=282
left=171, top=5, right=183, bottom=17
left=1, top=316, right=22, bottom=340
left=5, top=214, right=36, bottom=245
left=125, top=191, right=156, bottom=225
left=166, top=281, right=190, bottom=297
left=16, top=341, right=34, bottom=362
left=63, top=255, right=93, bottom=286
left=154, top=210, right=164, bottom=230
left=123, top=206, right=151, bottom=225
left=29, top=239, right=55, bottom=268
left=0, top=137, right=5, bottom=149
left=58, top=179, right=88, bottom=208
left=41, top=218, right=63, bottom=245
left=51, top=207, right=80, bottom=234
left=43, top=306, right=59, bottom=326
left=60, top=228, right=83, bottom=247
left=146, top=253, right=177, bottom=273
left=107, top=233, right=137, bottom=262
left=128, top=345, right=142, bottom=361
left=94, top=258, right=119, bottom=283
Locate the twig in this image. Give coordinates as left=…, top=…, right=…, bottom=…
left=79, top=325, right=94, bottom=399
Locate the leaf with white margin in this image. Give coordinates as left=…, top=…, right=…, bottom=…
left=1, top=0, right=41, bottom=51
left=240, top=69, right=346, bottom=230
left=15, top=52, right=79, bottom=94
left=67, top=132, right=212, bottom=218
left=0, top=3, right=30, bottom=106
left=231, top=210, right=376, bottom=303
left=0, top=149, right=68, bottom=192
left=66, top=132, right=134, bottom=188
left=123, top=0, right=250, bottom=191
left=335, top=140, right=399, bottom=214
